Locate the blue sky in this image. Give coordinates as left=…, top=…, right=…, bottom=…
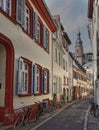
left=44, top=0, right=91, bottom=53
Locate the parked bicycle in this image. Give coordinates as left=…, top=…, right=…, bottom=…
left=89, top=98, right=98, bottom=117
left=33, top=101, right=49, bottom=122
left=14, top=102, right=32, bottom=130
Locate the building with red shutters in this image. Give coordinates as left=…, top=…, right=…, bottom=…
left=0, top=0, right=56, bottom=125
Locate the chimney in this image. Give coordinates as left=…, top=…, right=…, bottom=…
left=54, top=15, right=60, bottom=22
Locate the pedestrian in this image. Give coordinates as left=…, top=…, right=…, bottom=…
left=89, top=97, right=94, bottom=115
left=92, top=74, right=99, bottom=116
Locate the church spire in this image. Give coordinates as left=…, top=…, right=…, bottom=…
left=75, top=30, right=84, bottom=65
left=76, top=31, right=82, bottom=45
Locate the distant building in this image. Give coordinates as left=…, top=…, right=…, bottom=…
left=83, top=62, right=94, bottom=90
left=83, top=52, right=93, bottom=64
left=75, top=31, right=84, bottom=65
left=52, top=15, right=72, bottom=103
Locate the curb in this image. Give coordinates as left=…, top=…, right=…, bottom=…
left=83, top=105, right=90, bottom=130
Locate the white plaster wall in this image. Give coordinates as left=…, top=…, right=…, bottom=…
left=0, top=12, right=52, bottom=109
left=0, top=44, right=6, bottom=106
left=91, top=2, right=99, bottom=104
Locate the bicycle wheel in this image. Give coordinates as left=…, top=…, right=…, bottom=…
left=14, top=115, right=24, bottom=129
left=23, top=112, right=31, bottom=125
left=33, top=114, right=38, bottom=122
left=95, top=108, right=99, bottom=116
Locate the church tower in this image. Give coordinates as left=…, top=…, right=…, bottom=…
left=75, top=31, right=84, bottom=65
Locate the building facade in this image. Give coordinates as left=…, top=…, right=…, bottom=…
left=88, top=0, right=99, bottom=105
left=52, top=15, right=71, bottom=103
left=73, top=60, right=89, bottom=100
left=0, top=0, right=90, bottom=126
left=75, top=31, right=84, bottom=65
left=0, top=0, right=56, bottom=125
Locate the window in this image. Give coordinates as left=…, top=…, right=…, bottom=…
left=0, top=0, right=12, bottom=15
left=33, top=12, right=43, bottom=44
left=63, top=58, right=65, bottom=70
left=66, top=61, right=67, bottom=71
left=17, top=57, right=32, bottom=95
left=37, top=21, right=40, bottom=42
left=59, top=53, right=61, bottom=66
left=55, top=48, right=57, bottom=62
left=16, top=0, right=25, bottom=26
left=33, top=11, right=38, bottom=39
left=24, top=6, right=30, bottom=33
left=21, top=63, right=28, bottom=92
left=43, top=25, right=49, bottom=52
left=46, top=30, right=49, bottom=51
left=63, top=76, right=66, bottom=85
left=66, top=78, right=69, bottom=85
left=0, top=0, right=3, bottom=9
left=57, top=77, right=62, bottom=93
left=35, top=67, right=40, bottom=93
left=32, top=64, right=42, bottom=94
left=42, top=68, right=49, bottom=94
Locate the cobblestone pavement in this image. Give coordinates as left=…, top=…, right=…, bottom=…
left=17, top=100, right=82, bottom=130
left=32, top=100, right=88, bottom=130
left=88, top=112, right=99, bottom=130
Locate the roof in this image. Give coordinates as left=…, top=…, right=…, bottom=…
left=63, top=32, right=71, bottom=45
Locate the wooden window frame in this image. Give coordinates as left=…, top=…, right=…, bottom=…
left=33, top=64, right=42, bottom=96
left=42, top=68, right=49, bottom=94
left=18, top=57, right=32, bottom=97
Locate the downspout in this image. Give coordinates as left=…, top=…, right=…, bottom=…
left=51, top=33, right=54, bottom=100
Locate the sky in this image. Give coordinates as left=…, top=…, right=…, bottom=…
left=44, top=0, right=91, bottom=53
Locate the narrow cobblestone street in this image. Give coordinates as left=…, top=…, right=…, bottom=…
left=15, top=99, right=88, bottom=130
left=32, top=99, right=88, bottom=130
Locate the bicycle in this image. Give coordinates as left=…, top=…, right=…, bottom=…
left=94, top=105, right=99, bottom=117
left=33, top=101, right=49, bottom=122
left=14, top=103, right=32, bottom=130
left=89, top=101, right=98, bottom=117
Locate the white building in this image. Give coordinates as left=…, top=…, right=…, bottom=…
left=68, top=52, right=73, bottom=101
left=88, top=0, right=99, bottom=104
left=52, top=15, right=71, bottom=102
left=0, top=0, right=56, bottom=125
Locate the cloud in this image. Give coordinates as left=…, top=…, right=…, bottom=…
left=45, top=0, right=91, bottom=52
left=45, top=0, right=87, bottom=32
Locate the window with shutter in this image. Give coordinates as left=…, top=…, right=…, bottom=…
left=16, top=0, right=25, bottom=26
left=33, top=12, right=38, bottom=39
left=37, top=21, right=40, bottom=42
left=32, top=64, right=42, bottom=95
left=43, top=25, right=46, bottom=49
left=17, top=57, right=23, bottom=94
left=44, top=70, right=47, bottom=93
left=0, top=0, right=3, bottom=9
left=46, top=30, right=49, bottom=51
left=42, top=68, right=49, bottom=94
left=0, top=0, right=12, bottom=15
left=17, top=57, right=32, bottom=96
left=42, top=25, right=49, bottom=52
left=24, top=5, right=30, bottom=33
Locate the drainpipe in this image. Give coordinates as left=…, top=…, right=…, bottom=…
left=51, top=33, right=54, bottom=100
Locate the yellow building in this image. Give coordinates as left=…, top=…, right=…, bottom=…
left=73, top=60, right=90, bottom=100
